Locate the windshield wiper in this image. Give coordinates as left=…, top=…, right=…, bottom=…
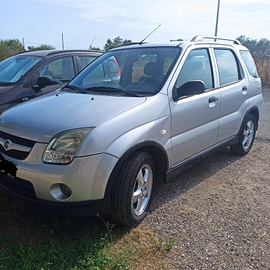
left=62, top=84, right=87, bottom=93
left=84, top=86, right=139, bottom=97
left=0, top=82, right=13, bottom=86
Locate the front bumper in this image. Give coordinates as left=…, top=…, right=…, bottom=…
left=0, top=173, right=111, bottom=216
left=0, top=145, right=119, bottom=215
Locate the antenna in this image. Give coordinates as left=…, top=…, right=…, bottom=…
left=139, top=24, right=161, bottom=44
left=89, top=36, right=96, bottom=50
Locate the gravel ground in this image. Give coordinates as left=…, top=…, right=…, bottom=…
left=138, top=89, right=270, bottom=269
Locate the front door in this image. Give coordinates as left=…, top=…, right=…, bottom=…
left=169, top=48, right=220, bottom=167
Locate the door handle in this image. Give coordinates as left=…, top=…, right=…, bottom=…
left=242, top=86, right=247, bottom=91
left=209, top=97, right=218, bottom=103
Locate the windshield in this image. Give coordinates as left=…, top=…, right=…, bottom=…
left=0, top=55, right=42, bottom=83
left=67, top=46, right=181, bottom=96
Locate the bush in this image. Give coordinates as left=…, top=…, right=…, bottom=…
left=0, top=39, right=25, bottom=61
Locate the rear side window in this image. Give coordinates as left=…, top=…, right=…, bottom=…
left=78, top=56, right=97, bottom=70
left=214, top=49, right=241, bottom=86
left=240, top=50, right=259, bottom=78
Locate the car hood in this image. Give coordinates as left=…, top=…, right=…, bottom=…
left=0, top=91, right=146, bottom=143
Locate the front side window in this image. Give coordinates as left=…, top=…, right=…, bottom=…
left=0, top=55, right=41, bottom=83
left=39, top=57, right=75, bottom=82
left=68, top=47, right=181, bottom=96
left=214, top=49, right=241, bottom=86
left=240, top=50, right=259, bottom=78
left=32, top=57, right=76, bottom=86
left=174, top=49, right=214, bottom=97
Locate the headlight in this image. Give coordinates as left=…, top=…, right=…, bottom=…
left=42, top=128, right=93, bottom=164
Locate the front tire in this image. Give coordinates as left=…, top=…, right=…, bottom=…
left=231, top=114, right=256, bottom=155
left=111, top=152, right=155, bottom=227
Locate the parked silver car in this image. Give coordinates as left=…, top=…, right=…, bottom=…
left=0, top=36, right=263, bottom=227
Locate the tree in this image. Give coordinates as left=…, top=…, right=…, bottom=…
left=0, top=39, right=25, bottom=61
left=27, top=44, right=56, bottom=51
left=237, top=35, right=270, bottom=86
left=104, top=36, right=132, bottom=52
left=236, top=35, right=270, bottom=59
left=90, top=46, right=102, bottom=51
left=170, top=39, right=184, bottom=42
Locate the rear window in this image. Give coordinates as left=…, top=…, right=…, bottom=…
left=240, top=50, right=259, bottom=78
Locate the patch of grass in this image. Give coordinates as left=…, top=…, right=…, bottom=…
left=106, top=228, right=176, bottom=269
left=0, top=194, right=175, bottom=270
left=0, top=196, right=128, bottom=270
left=150, top=233, right=176, bottom=252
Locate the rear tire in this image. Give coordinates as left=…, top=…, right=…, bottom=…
left=111, top=152, right=155, bottom=227
left=231, top=114, right=256, bottom=155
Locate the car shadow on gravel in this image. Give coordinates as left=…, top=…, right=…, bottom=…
left=149, top=147, right=244, bottom=213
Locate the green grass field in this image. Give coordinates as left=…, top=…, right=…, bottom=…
left=0, top=193, right=175, bottom=270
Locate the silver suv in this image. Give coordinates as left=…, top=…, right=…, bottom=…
left=0, top=36, right=263, bottom=227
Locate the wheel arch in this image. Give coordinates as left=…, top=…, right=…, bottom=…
left=104, top=141, right=169, bottom=198
left=242, top=106, right=260, bottom=132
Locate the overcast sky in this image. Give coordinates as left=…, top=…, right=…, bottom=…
left=1, top=0, right=269, bottom=50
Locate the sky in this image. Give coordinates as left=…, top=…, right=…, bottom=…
left=1, top=0, right=270, bottom=50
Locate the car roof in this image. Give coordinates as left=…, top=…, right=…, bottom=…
left=16, top=49, right=103, bottom=57
left=110, top=36, right=245, bottom=51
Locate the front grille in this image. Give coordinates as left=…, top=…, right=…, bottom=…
left=0, top=130, right=36, bottom=160
left=0, top=174, right=36, bottom=199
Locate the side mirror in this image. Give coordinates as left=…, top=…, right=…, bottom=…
left=176, top=80, right=205, bottom=99
left=37, top=76, right=55, bottom=88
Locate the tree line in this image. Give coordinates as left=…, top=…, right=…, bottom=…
left=0, top=36, right=131, bottom=62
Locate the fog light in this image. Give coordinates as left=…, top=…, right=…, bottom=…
left=60, top=184, right=72, bottom=197
left=50, top=183, right=72, bottom=201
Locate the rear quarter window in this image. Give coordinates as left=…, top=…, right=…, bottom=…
left=240, top=50, right=259, bottom=78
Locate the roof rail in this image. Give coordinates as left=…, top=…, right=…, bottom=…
left=191, top=36, right=241, bottom=45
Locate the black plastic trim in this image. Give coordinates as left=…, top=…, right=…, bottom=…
left=0, top=173, right=111, bottom=217
left=166, top=136, right=238, bottom=181
left=104, top=140, right=169, bottom=198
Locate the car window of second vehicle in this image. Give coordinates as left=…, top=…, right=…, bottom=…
left=31, top=56, right=76, bottom=88
left=78, top=56, right=97, bottom=70
left=39, top=57, right=75, bottom=82
left=0, top=55, right=42, bottom=83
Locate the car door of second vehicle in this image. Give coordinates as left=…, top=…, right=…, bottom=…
left=168, top=47, right=221, bottom=168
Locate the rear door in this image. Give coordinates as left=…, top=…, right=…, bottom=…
left=168, top=46, right=221, bottom=167
left=212, top=46, right=249, bottom=143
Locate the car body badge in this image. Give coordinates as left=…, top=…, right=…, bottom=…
left=3, top=139, right=12, bottom=151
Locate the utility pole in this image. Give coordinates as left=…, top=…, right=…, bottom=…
left=215, top=0, right=221, bottom=36
left=62, top=33, right=64, bottom=50
left=22, top=38, right=25, bottom=50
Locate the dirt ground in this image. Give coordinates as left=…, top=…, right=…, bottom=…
left=135, top=89, right=270, bottom=269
